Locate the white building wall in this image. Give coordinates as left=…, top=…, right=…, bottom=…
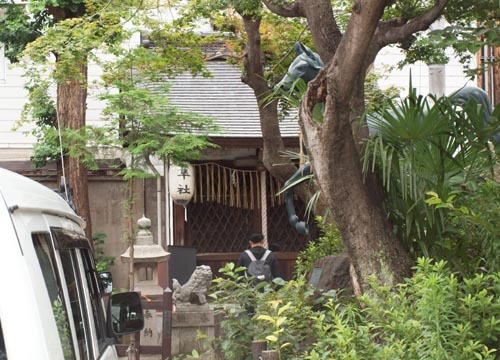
left=0, top=58, right=33, bottom=162
left=0, top=43, right=5, bottom=82
left=0, top=55, right=109, bottom=161
left=373, top=45, right=476, bottom=96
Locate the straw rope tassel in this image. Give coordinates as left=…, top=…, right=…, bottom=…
left=256, top=171, right=261, bottom=209
left=277, top=181, right=283, bottom=205
left=193, top=165, right=198, bottom=203
left=211, top=164, right=215, bottom=202
left=198, top=165, right=203, bottom=204
left=223, top=167, right=228, bottom=206
left=270, top=174, right=275, bottom=207
left=236, top=172, right=240, bottom=208
left=205, top=165, right=210, bottom=203
left=217, top=165, right=221, bottom=204
left=243, top=172, right=248, bottom=209
left=230, top=170, right=234, bottom=207
left=250, top=171, right=254, bottom=210
left=261, top=171, right=268, bottom=248
left=299, top=129, right=305, bottom=167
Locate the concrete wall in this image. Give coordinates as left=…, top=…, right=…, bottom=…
left=89, top=177, right=146, bottom=290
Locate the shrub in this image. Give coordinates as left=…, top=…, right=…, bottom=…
left=210, top=263, right=335, bottom=359
left=211, top=259, right=500, bottom=360
left=295, top=216, right=344, bottom=277
left=362, top=92, right=500, bottom=273
left=305, top=258, right=500, bottom=360
left=92, top=232, right=115, bottom=272
left=426, top=180, right=500, bottom=274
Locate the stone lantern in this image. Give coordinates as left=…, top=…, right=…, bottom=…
left=121, top=216, right=170, bottom=351
left=121, top=215, right=170, bottom=295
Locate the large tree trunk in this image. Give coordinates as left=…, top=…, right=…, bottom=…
left=242, top=15, right=330, bottom=218
left=300, top=0, right=413, bottom=290
left=57, top=62, right=92, bottom=243
left=262, top=0, right=447, bottom=290
left=242, top=15, right=299, bottom=180
left=301, top=99, right=411, bottom=290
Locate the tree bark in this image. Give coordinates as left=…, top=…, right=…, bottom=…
left=242, top=15, right=330, bottom=219
left=57, top=62, right=92, bottom=243
left=301, top=97, right=412, bottom=289
left=261, top=0, right=340, bottom=63
left=300, top=0, right=413, bottom=290
left=126, top=178, right=136, bottom=291
left=299, top=0, right=341, bottom=62
left=242, top=16, right=295, bottom=180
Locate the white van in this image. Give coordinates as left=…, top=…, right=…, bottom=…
left=0, top=168, right=143, bottom=359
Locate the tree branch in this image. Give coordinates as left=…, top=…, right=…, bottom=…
left=375, top=0, right=447, bottom=48
left=261, top=0, right=306, bottom=18
left=263, top=0, right=341, bottom=62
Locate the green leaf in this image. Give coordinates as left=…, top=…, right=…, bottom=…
left=266, top=335, right=278, bottom=343
left=276, top=317, right=286, bottom=328
left=278, top=302, right=291, bottom=316
left=257, top=315, right=276, bottom=325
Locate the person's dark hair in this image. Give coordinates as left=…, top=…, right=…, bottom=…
left=248, top=233, right=264, bottom=244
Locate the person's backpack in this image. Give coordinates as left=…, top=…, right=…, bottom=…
left=245, top=249, right=272, bottom=285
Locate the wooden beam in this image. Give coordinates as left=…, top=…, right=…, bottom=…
left=209, top=136, right=299, bottom=148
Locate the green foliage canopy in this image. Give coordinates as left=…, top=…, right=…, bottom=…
left=396, top=0, right=500, bottom=68
left=2, top=1, right=217, bottom=170
left=178, top=0, right=312, bottom=85
left=98, top=45, right=218, bottom=179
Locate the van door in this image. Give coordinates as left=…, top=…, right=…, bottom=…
left=31, top=214, right=118, bottom=359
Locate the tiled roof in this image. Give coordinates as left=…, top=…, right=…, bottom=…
left=168, top=61, right=300, bottom=138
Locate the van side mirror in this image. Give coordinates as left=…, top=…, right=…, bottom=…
left=109, top=292, right=144, bottom=335
left=99, top=272, right=113, bottom=294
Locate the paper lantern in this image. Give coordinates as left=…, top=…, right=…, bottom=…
left=169, top=164, right=195, bottom=206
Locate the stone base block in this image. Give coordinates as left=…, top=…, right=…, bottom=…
left=171, top=305, right=215, bottom=357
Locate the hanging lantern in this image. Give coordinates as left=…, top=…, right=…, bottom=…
left=169, top=164, right=195, bottom=206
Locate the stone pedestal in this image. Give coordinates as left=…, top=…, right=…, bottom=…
left=171, top=304, right=215, bottom=356
left=141, top=308, right=163, bottom=346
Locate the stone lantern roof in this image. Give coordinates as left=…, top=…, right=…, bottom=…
left=121, top=216, right=170, bottom=263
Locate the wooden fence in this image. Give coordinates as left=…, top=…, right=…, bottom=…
left=196, top=252, right=299, bottom=281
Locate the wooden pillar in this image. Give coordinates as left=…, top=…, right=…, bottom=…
left=162, top=288, right=173, bottom=360
left=252, top=340, right=267, bottom=360
left=262, top=350, right=279, bottom=360
left=173, top=204, right=186, bottom=246
left=493, top=46, right=500, bottom=106
left=477, top=45, right=499, bottom=106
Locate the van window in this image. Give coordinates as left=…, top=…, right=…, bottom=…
left=0, top=320, right=7, bottom=360
left=51, top=227, right=106, bottom=359
left=32, top=234, right=76, bottom=360
left=80, top=250, right=107, bottom=349
left=33, top=226, right=111, bottom=360
left=59, top=249, right=92, bottom=359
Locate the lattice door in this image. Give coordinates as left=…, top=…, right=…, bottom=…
left=267, top=203, right=318, bottom=252
left=186, top=163, right=317, bottom=253
left=187, top=202, right=256, bottom=253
